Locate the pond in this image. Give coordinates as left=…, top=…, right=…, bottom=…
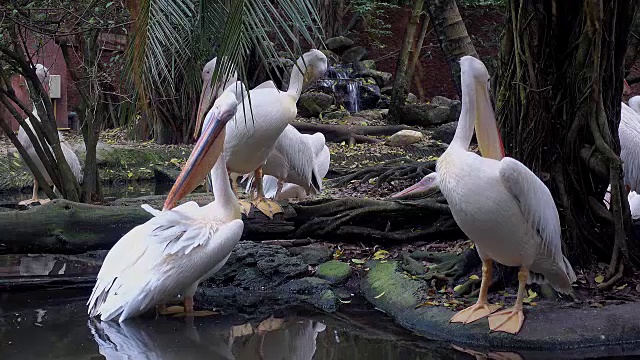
left=0, top=287, right=467, bottom=360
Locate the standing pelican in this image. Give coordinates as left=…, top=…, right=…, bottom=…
left=196, top=50, right=328, bottom=217
left=88, top=85, right=243, bottom=322
left=244, top=127, right=329, bottom=199
left=401, top=56, right=576, bottom=334
left=602, top=98, right=640, bottom=218
left=17, top=64, right=83, bottom=205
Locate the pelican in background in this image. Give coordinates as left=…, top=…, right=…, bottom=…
left=605, top=96, right=640, bottom=218
left=88, top=85, right=243, bottom=322
left=17, top=63, right=83, bottom=205
left=196, top=49, right=328, bottom=218
left=400, top=56, right=576, bottom=334
left=244, top=127, right=330, bottom=200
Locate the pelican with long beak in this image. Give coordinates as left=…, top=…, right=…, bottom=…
left=88, top=85, right=243, bottom=322
left=403, top=56, right=576, bottom=335
left=196, top=50, right=328, bottom=218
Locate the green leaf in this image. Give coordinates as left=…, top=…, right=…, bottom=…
left=351, top=258, right=365, bottom=264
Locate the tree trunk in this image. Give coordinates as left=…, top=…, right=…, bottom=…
left=425, top=0, right=478, bottom=97
left=59, top=31, right=104, bottom=203
left=625, top=5, right=640, bottom=78
left=0, top=194, right=461, bottom=255
left=388, top=0, right=424, bottom=124
left=407, top=13, right=430, bottom=83
left=496, top=1, right=636, bottom=273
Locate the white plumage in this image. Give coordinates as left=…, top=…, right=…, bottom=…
left=16, top=64, right=82, bottom=204
left=223, top=50, right=327, bottom=176
left=619, top=102, right=640, bottom=192
left=245, top=126, right=330, bottom=199
left=438, top=56, right=575, bottom=334
left=88, top=90, right=243, bottom=322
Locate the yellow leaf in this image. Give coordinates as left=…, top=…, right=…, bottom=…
left=333, top=249, right=344, bottom=259
left=527, top=289, right=538, bottom=299
left=523, top=297, right=532, bottom=304
left=453, top=284, right=463, bottom=293
left=469, top=275, right=480, bottom=280
left=470, top=243, right=475, bottom=249
left=595, top=275, right=605, bottom=284
left=616, top=283, right=628, bottom=290
left=530, top=302, right=537, bottom=306
left=351, top=258, right=365, bottom=264
left=374, top=291, right=385, bottom=299
left=373, top=250, right=389, bottom=260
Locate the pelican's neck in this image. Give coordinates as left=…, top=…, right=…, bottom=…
left=209, top=154, right=241, bottom=219
left=450, top=75, right=477, bottom=151
left=286, top=64, right=305, bottom=99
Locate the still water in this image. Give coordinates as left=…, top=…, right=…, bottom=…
left=2, top=258, right=640, bottom=359
left=0, top=288, right=467, bottom=360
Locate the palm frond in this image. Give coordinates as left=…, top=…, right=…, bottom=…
left=126, top=0, right=325, bottom=143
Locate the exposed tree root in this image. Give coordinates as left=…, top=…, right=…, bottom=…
left=328, top=158, right=437, bottom=188
left=411, top=248, right=481, bottom=285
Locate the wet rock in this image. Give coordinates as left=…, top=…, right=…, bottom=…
left=320, top=49, right=341, bottom=66
left=298, top=92, right=333, bottom=117
left=406, top=93, right=418, bottom=104
left=153, top=166, right=180, bottom=184
left=378, top=95, right=390, bottom=109
left=315, top=260, right=352, bottom=284
left=343, top=116, right=369, bottom=126
left=288, top=245, right=332, bottom=265
left=385, top=130, right=424, bottom=147
left=196, top=242, right=340, bottom=316
left=430, top=121, right=458, bottom=144
left=431, top=96, right=461, bottom=119
left=354, top=69, right=393, bottom=88
left=324, top=108, right=350, bottom=120
left=326, top=36, right=355, bottom=54
left=358, top=59, right=376, bottom=71
left=400, top=104, right=457, bottom=126
left=358, top=80, right=381, bottom=110
left=341, top=46, right=368, bottom=63
left=355, top=109, right=385, bottom=122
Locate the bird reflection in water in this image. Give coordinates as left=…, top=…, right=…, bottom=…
left=88, top=316, right=327, bottom=360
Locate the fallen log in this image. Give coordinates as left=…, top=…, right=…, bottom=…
left=0, top=192, right=461, bottom=255
left=291, top=121, right=426, bottom=144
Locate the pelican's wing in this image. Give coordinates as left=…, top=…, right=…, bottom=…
left=629, top=96, right=640, bottom=115
left=498, top=157, right=563, bottom=261
left=620, top=103, right=640, bottom=191
left=315, top=145, right=330, bottom=180
left=302, top=132, right=326, bottom=157
left=88, top=201, right=205, bottom=318
left=273, top=126, right=317, bottom=191
left=142, top=201, right=211, bottom=256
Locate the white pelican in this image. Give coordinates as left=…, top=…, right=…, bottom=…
left=87, top=85, right=243, bottom=322
left=602, top=98, right=640, bottom=218
left=244, top=127, right=330, bottom=200
left=196, top=50, right=328, bottom=217
left=195, top=56, right=238, bottom=135
left=401, top=56, right=576, bottom=334
left=17, top=64, right=83, bottom=205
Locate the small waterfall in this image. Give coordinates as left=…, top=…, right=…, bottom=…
left=320, top=65, right=361, bottom=113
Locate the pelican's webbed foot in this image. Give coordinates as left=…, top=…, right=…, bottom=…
left=252, top=197, right=283, bottom=219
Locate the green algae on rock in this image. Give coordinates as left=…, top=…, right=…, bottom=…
left=315, top=260, right=352, bottom=284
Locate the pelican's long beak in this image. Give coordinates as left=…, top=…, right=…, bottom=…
left=194, top=81, right=217, bottom=140
left=164, top=106, right=230, bottom=210
left=391, top=182, right=431, bottom=199
left=391, top=173, right=439, bottom=199
left=474, top=82, right=504, bottom=161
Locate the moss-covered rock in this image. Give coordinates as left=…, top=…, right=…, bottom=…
left=298, top=92, right=333, bottom=118
left=315, top=260, right=352, bottom=284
